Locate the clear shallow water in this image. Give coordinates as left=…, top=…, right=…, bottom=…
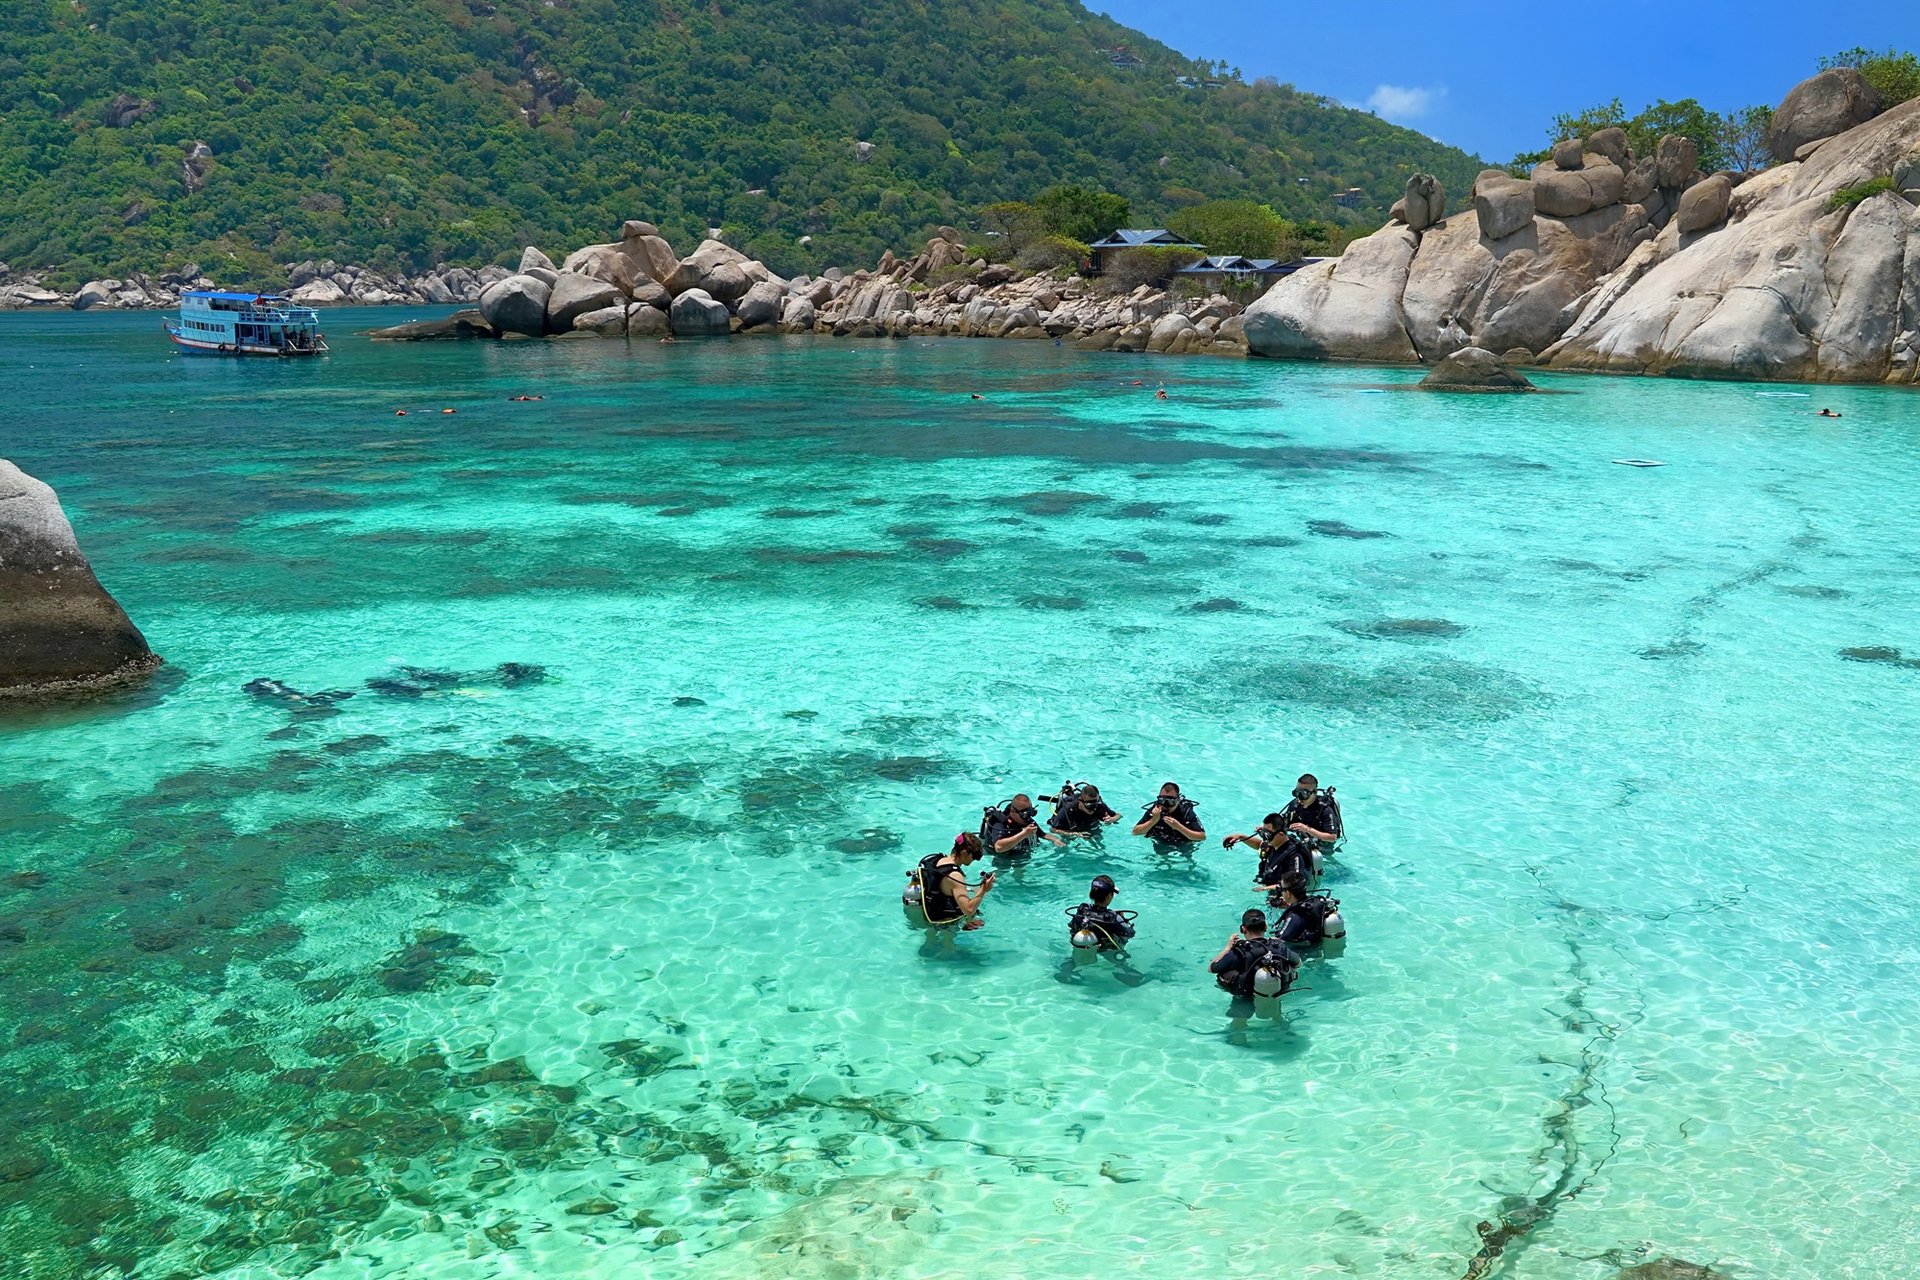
left=2, top=309, right=1918, bottom=1280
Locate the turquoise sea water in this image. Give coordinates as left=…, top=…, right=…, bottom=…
left=2, top=309, right=1918, bottom=1280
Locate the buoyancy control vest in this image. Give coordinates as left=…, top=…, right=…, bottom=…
left=1219, top=936, right=1299, bottom=998
left=914, top=853, right=965, bottom=924
left=1067, top=904, right=1136, bottom=950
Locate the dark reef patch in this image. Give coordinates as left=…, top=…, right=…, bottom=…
left=1307, top=520, right=1391, bottom=540
left=1335, top=617, right=1468, bottom=640
left=1015, top=490, right=1107, bottom=517
left=1111, top=550, right=1150, bottom=564
left=906, top=538, right=979, bottom=560
left=1840, top=646, right=1920, bottom=669
left=1189, top=598, right=1243, bottom=613
left=1019, top=595, right=1087, bottom=611
left=914, top=596, right=974, bottom=611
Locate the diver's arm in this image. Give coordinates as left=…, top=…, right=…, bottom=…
left=1130, top=811, right=1159, bottom=836
left=1209, top=935, right=1242, bottom=971
left=991, top=824, right=1030, bottom=854
left=952, top=870, right=993, bottom=914
left=1288, top=819, right=1337, bottom=841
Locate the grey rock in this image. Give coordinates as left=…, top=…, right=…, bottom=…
left=1244, top=225, right=1419, bottom=362
left=1552, top=138, right=1586, bottom=170
left=72, top=281, right=114, bottom=311
left=1674, top=173, right=1733, bottom=234
left=478, top=274, right=552, bottom=337
left=571, top=305, right=631, bottom=337
left=626, top=304, right=670, bottom=338
left=668, top=288, right=730, bottom=336
left=629, top=279, right=670, bottom=311
left=560, top=243, right=639, bottom=294
left=1, top=459, right=157, bottom=693
left=1418, top=346, right=1535, bottom=391
left=518, top=246, right=556, bottom=273
left=780, top=295, right=817, bottom=332
left=524, top=266, right=560, bottom=287
left=1768, top=67, right=1883, bottom=162
left=366, top=309, right=495, bottom=341
left=1146, top=312, right=1196, bottom=352
left=546, top=274, right=623, bottom=330
left=1655, top=134, right=1698, bottom=188
left=1402, top=173, right=1445, bottom=231
left=1473, top=170, right=1535, bottom=241
left=734, top=279, right=785, bottom=329
left=1533, top=158, right=1626, bottom=218
left=1623, top=159, right=1658, bottom=205
left=1587, top=126, right=1631, bottom=168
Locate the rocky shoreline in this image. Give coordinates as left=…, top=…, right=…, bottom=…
left=1247, top=69, right=1920, bottom=385
left=365, top=223, right=1251, bottom=356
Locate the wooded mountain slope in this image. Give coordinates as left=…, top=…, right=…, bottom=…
left=0, top=0, right=1483, bottom=281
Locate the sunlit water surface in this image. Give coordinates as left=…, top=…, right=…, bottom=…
left=2, top=310, right=1918, bottom=1280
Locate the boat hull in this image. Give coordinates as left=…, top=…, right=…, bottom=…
left=164, top=321, right=327, bottom=357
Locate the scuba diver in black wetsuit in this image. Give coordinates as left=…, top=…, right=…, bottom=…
left=1044, top=782, right=1120, bottom=838
left=981, top=794, right=1066, bottom=856
left=1278, top=775, right=1342, bottom=847
left=1270, top=876, right=1346, bottom=949
left=1208, top=908, right=1300, bottom=1009
left=903, top=833, right=995, bottom=930
left=1132, top=781, right=1204, bottom=847
left=1066, top=875, right=1136, bottom=952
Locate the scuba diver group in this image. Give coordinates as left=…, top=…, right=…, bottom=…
left=900, top=773, right=1347, bottom=1013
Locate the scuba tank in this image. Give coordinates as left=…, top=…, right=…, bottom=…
left=1249, top=939, right=1297, bottom=997
left=1310, top=847, right=1325, bottom=878
left=1321, top=897, right=1346, bottom=939
left=901, top=869, right=923, bottom=907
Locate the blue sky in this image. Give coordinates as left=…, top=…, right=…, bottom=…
left=1092, top=0, right=1915, bottom=161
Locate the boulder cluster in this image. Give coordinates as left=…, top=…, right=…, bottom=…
left=285, top=261, right=501, bottom=307
left=1247, top=69, right=1920, bottom=384
left=0, top=459, right=156, bottom=696
left=380, top=223, right=1252, bottom=354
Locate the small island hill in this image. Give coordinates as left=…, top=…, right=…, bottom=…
left=1245, top=68, right=1920, bottom=384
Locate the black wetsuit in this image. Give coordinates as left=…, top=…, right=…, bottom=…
left=983, top=807, right=1044, bottom=853
left=1273, top=900, right=1327, bottom=949
left=1210, top=936, right=1299, bottom=997
left=1280, top=793, right=1341, bottom=841
left=1050, top=797, right=1118, bottom=835
left=1257, top=835, right=1316, bottom=888
left=917, top=854, right=966, bottom=925
left=1141, top=798, right=1202, bottom=843
left=1068, top=903, right=1134, bottom=949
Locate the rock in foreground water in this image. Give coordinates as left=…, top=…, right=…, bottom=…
left=1418, top=346, right=1536, bottom=391
left=0, top=459, right=157, bottom=694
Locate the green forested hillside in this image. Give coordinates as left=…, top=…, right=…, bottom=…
left=0, top=0, right=1484, bottom=283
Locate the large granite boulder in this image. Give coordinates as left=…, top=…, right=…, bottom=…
left=1550, top=99, right=1920, bottom=384
left=666, top=239, right=753, bottom=303
left=1473, top=170, right=1536, bottom=241
left=1402, top=174, right=1445, bottom=231
left=1, top=460, right=157, bottom=693
left=518, top=246, right=556, bottom=274
left=1655, top=135, right=1699, bottom=189
left=1533, top=156, right=1626, bottom=218
left=1403, top=200, right=1649, bottom=359
left=1587, top=127, right=1631, bottom=169
left=627, top=304, right=670, bottom=338
left=571, top=305, right=630, bottom=337
left=1418, top=346, right=1535, bottom=390
left=1674, top=173, right=1734, bottom=234
left=781, top=295, right=817, bottom=332
left=1146, top=312, right=1196, bottom=352
left=559, top=243, right=639, bottom=294
left=734, top=279, right=786, bottom=330
left=1768, top=68, right=1883, bottom=162
left=478, top=274, right=552, bottom=336
left=546, top=274, right=623, bottom=330
left=1245, top=225, right=1419, bottom=362
left=623, top=229, right=680, bottom=285
left=629, top=278, right=670, bottom=312
left=668, top=288, right=731, bottom=336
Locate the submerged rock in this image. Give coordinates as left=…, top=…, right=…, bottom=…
left=1, top=459, right=158, bottom=695
left=1419, top=346, right=1536, bottom=391
left=365, top=309, right=495, bottom=341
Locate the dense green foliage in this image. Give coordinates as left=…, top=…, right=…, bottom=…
left=1821, top=47, right=1920, bottom=108
left=1827, top=175, right=1895, bottom=212
left=0, top=0, right=1484, bottom=285
left=1515, top=49, right=1918, bottom=179
left=1165, top=199, right=1293, bottom=258
left=1513, top=97, right=1743, bottom=173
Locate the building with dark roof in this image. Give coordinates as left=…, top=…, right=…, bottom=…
left=1086, top=229, right=1205, bottom=274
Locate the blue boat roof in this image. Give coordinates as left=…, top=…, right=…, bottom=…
left=185, top=290, right=289, bottom=302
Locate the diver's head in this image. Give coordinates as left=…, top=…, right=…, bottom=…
left=1293, top=774, right=1319, bottom=802
left=1089, top=874, right=1116, bottom=905
left=1076, top=784, right=1102, bottom=808
left=1007, top=794, right=1037, bottom=823
left=1158, top=781, right=1182, bottom=803
left=1262, top=812, right=1285, bottom=831
left=952, top=832, right=984, bottom=863
left=1277, top=875, right=1308, bottom=907
left=1240, top=908, right=1267, bottom=936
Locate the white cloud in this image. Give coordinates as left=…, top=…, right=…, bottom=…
left=1366, top=84, right=1444, bottom=121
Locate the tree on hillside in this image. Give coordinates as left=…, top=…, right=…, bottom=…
left=1030, top=185, right=1130, bottom=244
left=1820, top=47, right=1920, bottom=107
left=1166, top=199, right=1296, bottom=258
left=1514, top=96, right=1735, bottom=172
left=1717, top=105, right=1774, bottom=173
